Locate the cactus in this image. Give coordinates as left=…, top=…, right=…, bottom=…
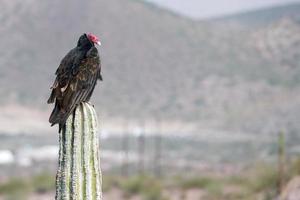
left=55, top=102, right=102, bottom=200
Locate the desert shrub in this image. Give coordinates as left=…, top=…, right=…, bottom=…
left=102, top=175, right=121, bottom=192
left=0, top=178, right=32, bottom=200
left=248, top=165, right=278, bottom=193
left=32, top=173, right=55, bottom=193
left=120, top=175, right=164, bottom=200
left=141, top=178, right=163, bottom=200
left=0, top=178, right=31, bottom=195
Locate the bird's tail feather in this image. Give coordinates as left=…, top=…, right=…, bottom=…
left=49, top=101, right=60, bottom=125
left=49, top=102, right=69, bottom=133
left=49, top=101, right=78, bottom=133
left=47, top=89, right=56, bottom=104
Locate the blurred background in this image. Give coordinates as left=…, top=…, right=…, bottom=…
left=0, top=0, right=300, bottom=199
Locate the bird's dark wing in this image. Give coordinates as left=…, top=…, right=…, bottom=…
left=97, top=54, right=103, bottom=81
left=47, top=48, right=79, bottom=104
left=48, top=47, right=101, bottom=126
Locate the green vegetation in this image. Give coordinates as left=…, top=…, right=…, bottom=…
left=102, top=175, right=121, bottom=192
left=0, top=178, right=32, bottom=195
left=120, top=175, right=164, bottom=200
left=1, top=158, right=300, bottom=199
left=0, top=173, right=55, bottom=200
left=115, top=160, right=300, bottom=200
left=180, top=176, right=218, bottom=189
left=32, top=173, right=55, bottom=193
left=178, top=176, right=222, bottom=197
left=100, top=175, right=167, bottom=200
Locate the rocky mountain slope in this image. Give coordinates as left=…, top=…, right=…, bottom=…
left=0, top=0, right=299, bottom=134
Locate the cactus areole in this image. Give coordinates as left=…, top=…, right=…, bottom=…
left=55, top=102, right=102, bottom=200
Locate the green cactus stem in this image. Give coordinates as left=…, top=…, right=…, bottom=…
left=55, top=102, right=102, bottom=200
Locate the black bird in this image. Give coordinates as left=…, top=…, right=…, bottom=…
left=47, top=33, right=102, bottom=131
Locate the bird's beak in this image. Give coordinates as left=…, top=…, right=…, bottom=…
left=96, top=41, right=101, bottom=46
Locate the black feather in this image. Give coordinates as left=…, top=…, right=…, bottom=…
left=47, top=33, right=101, bottom=129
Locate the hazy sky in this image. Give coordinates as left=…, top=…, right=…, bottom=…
left=145, top=0, right=300, bottom=19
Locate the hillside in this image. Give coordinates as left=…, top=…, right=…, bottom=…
left=211, top=3, right=300, bottom=27
left=0, top=0, right=299, bottom=135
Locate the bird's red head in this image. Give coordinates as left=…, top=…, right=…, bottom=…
left=87, top=33, right=101, bottom=46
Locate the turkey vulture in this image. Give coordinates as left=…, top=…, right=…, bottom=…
left=47, top=33, right=102, bottom=131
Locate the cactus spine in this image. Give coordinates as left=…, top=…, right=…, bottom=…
left=55, top=102, right=102, bottom=200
